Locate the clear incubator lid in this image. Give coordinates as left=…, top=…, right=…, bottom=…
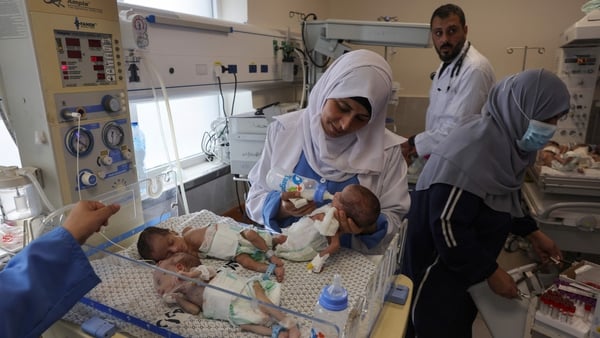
left=41, top=171, right=398, bottom=337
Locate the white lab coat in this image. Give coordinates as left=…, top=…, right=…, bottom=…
left=415, top=42, right=495, bottom=157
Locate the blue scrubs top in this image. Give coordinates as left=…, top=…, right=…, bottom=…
left=0, top=226, right=100, bottom=338
left=262, top=152, right=388, bottom=250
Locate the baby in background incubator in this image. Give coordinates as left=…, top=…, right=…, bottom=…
left=538, top=141, right=600, bottom=172
left=152, top=252, right=300, bottom=338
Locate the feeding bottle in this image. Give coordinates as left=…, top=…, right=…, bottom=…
left=311, top=274, right=349, bottom=338
left=266, top=167, right=334, bottom=203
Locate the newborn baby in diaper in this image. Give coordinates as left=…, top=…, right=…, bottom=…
left=138, top=220, right=286, bottom=282
left=273, top=184, right=380, bottom=273
left=152, top=252, right=300, bottom=337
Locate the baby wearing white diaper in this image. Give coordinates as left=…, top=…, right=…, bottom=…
left=273, top=184, right=380, bottom=273
left=152, top=252, right=300, bottom=338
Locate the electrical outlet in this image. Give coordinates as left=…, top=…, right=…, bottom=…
left=213, top=62, right=223, bottom=77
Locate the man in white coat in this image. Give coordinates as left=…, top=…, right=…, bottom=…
left=402, top=3, right=495, bottom=165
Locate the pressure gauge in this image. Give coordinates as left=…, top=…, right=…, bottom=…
left=102, top=121, right=124, bottom=149
left=65, top=126, right=94, bottom=156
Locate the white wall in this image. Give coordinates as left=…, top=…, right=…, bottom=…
left=189, top=1, right=591, bottom=214
left=247, top=0, right=589, bottom=137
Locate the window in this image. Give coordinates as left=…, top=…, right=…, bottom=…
left=117, top=0, right=248, bottom=23
left=130, top=91, right=253, bottom=177
left=0, top=118, right=20, bottom=167
left=117, top=0, right=214, bottom=18
left=118, top=0, right=250, bottom=181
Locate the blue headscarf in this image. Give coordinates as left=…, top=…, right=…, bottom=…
left=416, top=69, right=570, bottom=216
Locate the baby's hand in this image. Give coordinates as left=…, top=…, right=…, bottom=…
left=162, top=293, right=179, bottom=304
left=308, top=254, right=329, bottom=273
left=190, top=265, right=217, bottom=281
left=269, top=255, right=284, bottom=267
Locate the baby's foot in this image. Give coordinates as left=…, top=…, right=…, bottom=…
left=274, top=266, right=285, bottom=282
left=273, top=234, right=287, bottom=246
left=278, top=326, right=301, bottom=338
left=277, top=318, right=300, bottom=338
left=270, top=255, right=284, bottom=267
left=286, top=324, right=301, bottom=338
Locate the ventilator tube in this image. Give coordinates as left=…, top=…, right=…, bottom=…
left=311, top=274, right=349, bottom=337
left=266, top=167, right=334, bottom=203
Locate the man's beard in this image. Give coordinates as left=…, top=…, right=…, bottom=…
left=436, top=41, right=464, bottom=62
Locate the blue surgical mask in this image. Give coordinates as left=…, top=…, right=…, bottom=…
left=511, top=88, right=557, bottom=152
left=516, top=119, right=557, bottom=152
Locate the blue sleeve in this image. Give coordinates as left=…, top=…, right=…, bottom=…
left=0, top=227, right=101, bottom=338
left=262, top=190, right=300, bottom=233
left=340, top=213, right=387, bottom=249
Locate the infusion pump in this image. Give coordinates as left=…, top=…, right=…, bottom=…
left=0, top=1, right=137, bottom=208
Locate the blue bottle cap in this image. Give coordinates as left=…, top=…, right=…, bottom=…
left=314, top=184, right=333, bottom=203
left=318, top=275, right=348, bottom=311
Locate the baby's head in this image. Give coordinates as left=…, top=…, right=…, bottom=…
left=333, top=184, right=380, bottom=234
left=137, top=226, right=187, bottom=262
left=157, top=252, right=201, bottom=272
left=153, top=252, right=201, bottom=296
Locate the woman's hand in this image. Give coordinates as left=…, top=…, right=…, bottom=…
left=63, top=200, right=120, bottom=244
left=487, top=267, right=518, bottom=299
left=527, top=230, right=562, bottom=264
left=336, top=208, right=362, bottom=235
left=277, top=191, right=316, bottom=218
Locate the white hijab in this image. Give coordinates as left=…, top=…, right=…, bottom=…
left=301, top=49, right=393, bottom=181
left=417, top=69, right=570, bottom=216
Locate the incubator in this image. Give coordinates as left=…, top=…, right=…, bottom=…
left=41, top=172, right=403, bottom=337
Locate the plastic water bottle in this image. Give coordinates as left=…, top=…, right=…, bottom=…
left=311, top=274, right=349, bottom=338
left=131, top=122, right=146, bottom=179
left=266, top=167, right=333, bottom=203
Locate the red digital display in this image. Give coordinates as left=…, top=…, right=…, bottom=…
left=90, top=56, right=104, bottom=62
left=65, top=38, right=80, bottom=46
left=88, top=39, right=102, bottom=48
left=67, top=50, right=82, bottom=59
left=97, top=73, right=106, bottom=80
left=93, top=65, right=104, bottom=71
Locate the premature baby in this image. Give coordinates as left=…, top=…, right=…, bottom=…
left=274, top=184, right=380, bottom=272
left=138, top=222, right=286, bottom=281
left=152, top=252, right=300, bottom=337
